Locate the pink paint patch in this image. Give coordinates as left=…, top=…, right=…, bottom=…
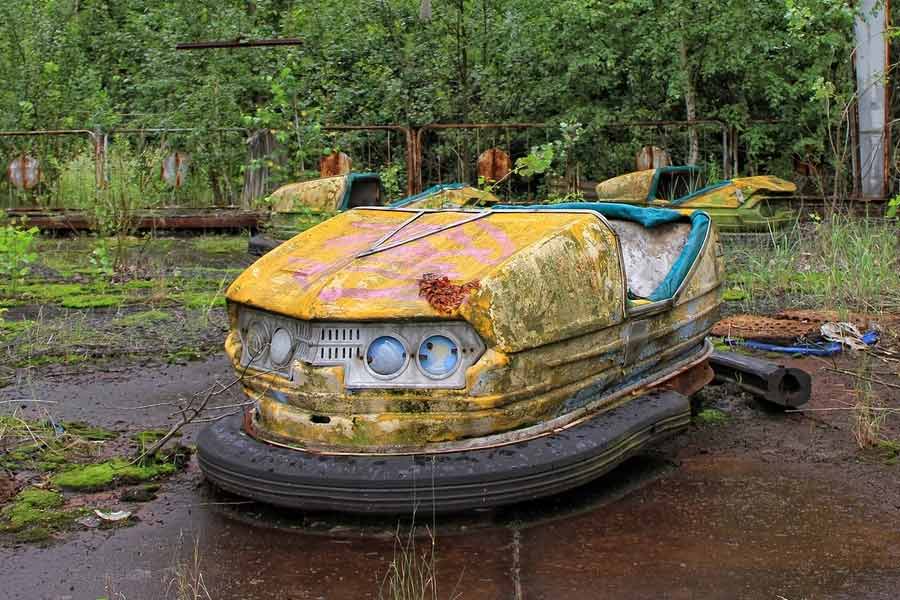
left=317, top=284, right=421, bottom=302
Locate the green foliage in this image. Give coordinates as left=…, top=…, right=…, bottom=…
left=0, top=224, right=39, bottom=285
left=90, top=239, right=115, bottom=278
left=887, top=195, right=900, bottom=219
left=379, top=163, right=405, bottom=200
left=725, top=216, right=900, bottom=312
left=0, top=0, right=868, bottom=198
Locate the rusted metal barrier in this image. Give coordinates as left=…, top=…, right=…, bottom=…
left=709, top=350, right=811, bottom=408
left=6, top=207, right=263, bottom=232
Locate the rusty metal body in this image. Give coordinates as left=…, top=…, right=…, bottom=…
left=5, top=207, right=263, bottom=232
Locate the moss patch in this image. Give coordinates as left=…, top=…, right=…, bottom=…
left=131, top=429, right=175, bottom=446
left=0, top=318, right=34, bottom=341
left=1, top=487, right=80, bottom=542
left=52, top=458, right=177, bottom=491
left=114, top=309, right=172, bottom=327
left=60, top=294, right=123, bottom=309
left=0, top=416, right=117, bottom=473
left=178, top=290, right=226, bottom=310
left=696, top=408, right=729, bottom=425
left=193, top=236, right=247, bottom=255
left=722, top=287, right=748, bottom=302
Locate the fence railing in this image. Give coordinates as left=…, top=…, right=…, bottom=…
left=3, top=120, right=886, bottom=212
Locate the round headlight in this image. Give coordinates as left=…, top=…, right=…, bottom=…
left=417, top=335, right=459, bottom=378
left=366, top=336, right=407, bottom=376
left=269, top=328, right=294, bottom=366
left=245, top=321, right=269, bottom=359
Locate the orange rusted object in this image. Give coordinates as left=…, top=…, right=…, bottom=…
left=662, top=360, right=715, bottom=397
left=319, top=152, right=352, bottom=177
left=417, top=272, right=481, bottom=314
left=711, top=314, right=821, bottom=344
left=477, top=147, right=512, bottom=182
left=7, top=155, right=41, bottom=190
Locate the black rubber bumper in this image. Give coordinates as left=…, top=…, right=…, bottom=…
left=197, top=389, right=690, bottom=514
left=247, top=234, right=282, bottom=256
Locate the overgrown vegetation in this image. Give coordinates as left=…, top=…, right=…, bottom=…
left=0, top=234, right=245, bottom=370
left=724, top=215, right=900, bottom=314
left=0, top=0, right=890, bottom=206
left=0, top=412, right=189, bottom=543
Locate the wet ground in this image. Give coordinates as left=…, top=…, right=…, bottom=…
left=2, top=352, right=899, bottom=599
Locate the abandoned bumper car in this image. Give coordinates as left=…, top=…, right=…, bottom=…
left=198, top=202, right=723, bottom=513
left=248, top=172, right=498, bottom=255
left=596, top=165, right=797, bottom=231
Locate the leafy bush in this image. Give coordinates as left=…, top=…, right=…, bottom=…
left=0, top=224, right=39, bottom=286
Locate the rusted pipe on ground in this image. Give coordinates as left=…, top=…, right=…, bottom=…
left=709, top=350, right=811, bottom=408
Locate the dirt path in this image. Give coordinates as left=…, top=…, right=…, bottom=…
left=2, top=353, right=899, bottom=599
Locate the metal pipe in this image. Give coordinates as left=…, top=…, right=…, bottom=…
left=709, top=350, right=811, bottom=408
left=176, top=38, right=302, bottom=50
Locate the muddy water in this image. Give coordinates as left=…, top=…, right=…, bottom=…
left=2, top=357, right=900, bottom=599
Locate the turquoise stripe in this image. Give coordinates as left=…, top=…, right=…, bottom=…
left=389, top=182, right=466, bottom=207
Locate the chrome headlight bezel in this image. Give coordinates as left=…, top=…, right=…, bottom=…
left=415, top=333, right=462, bottom=380
left=364, top=334, right=411, bottom=380
left=235, top=307, right=485, bottom=389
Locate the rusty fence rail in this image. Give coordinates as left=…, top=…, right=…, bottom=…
left=9, top=119, right=845, bottom=213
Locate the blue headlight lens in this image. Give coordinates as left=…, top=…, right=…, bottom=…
left=418, top=335, right=459, bottom=377
left=366, top=336, right=407, bottom=376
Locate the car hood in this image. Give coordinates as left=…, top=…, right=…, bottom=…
left=227, top=207, right=624, bottom=352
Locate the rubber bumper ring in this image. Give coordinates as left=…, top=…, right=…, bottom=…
left=247, top=234, right=282, bottom=257
left=197, top=389, right=691, bottom=514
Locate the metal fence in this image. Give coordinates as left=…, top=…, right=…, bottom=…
left=3, top=119, right=887, bottom=213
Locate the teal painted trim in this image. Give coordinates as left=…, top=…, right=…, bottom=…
left=647, top=211, right=710, bottom=301
left=647, top=165, right=701, bottom=201
left=389, top=182, right=467, bottom=207
left=667, top=180, right=730, bottom=207
left=495, top=202, right=689, bottom=228
left=337, top=172, right=384, bottom=211
left=494, top=202, right=710, bottom=301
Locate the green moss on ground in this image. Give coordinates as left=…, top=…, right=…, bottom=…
left=0, top=487, right=81, bottom=542
left=877, top=439, right=900, bottom=465
left=193, top=236, right=247, bottom=255
left=114, top=309, right=172, bottom=327
left=165, top=348, right=206, bottom=363
left=0, top=417, right=117, bottom=473
left=0, top=318, right=34, bottom=341
left=722, top=287, right=748, bottom=301
left=178, top=290, right=226, bottom=310
left=52, top=458, right=177, bottom=491
left=60, top=294, right=123, bottom=309
left=121, top=279, right=156, bottom=290
left=695, top=408, right=729, bottom=425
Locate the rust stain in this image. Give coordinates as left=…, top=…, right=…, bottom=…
left=319, top=152, right=352, bottom=177
left=418, top=272, right=481, bottom=314
left=477, top=147, right=512, bottom=182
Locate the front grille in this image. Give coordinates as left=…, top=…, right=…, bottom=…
left=235, top=307, right=486, bottom=389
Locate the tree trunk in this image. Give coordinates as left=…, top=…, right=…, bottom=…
left=679, top=38, right=700, bottom=165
